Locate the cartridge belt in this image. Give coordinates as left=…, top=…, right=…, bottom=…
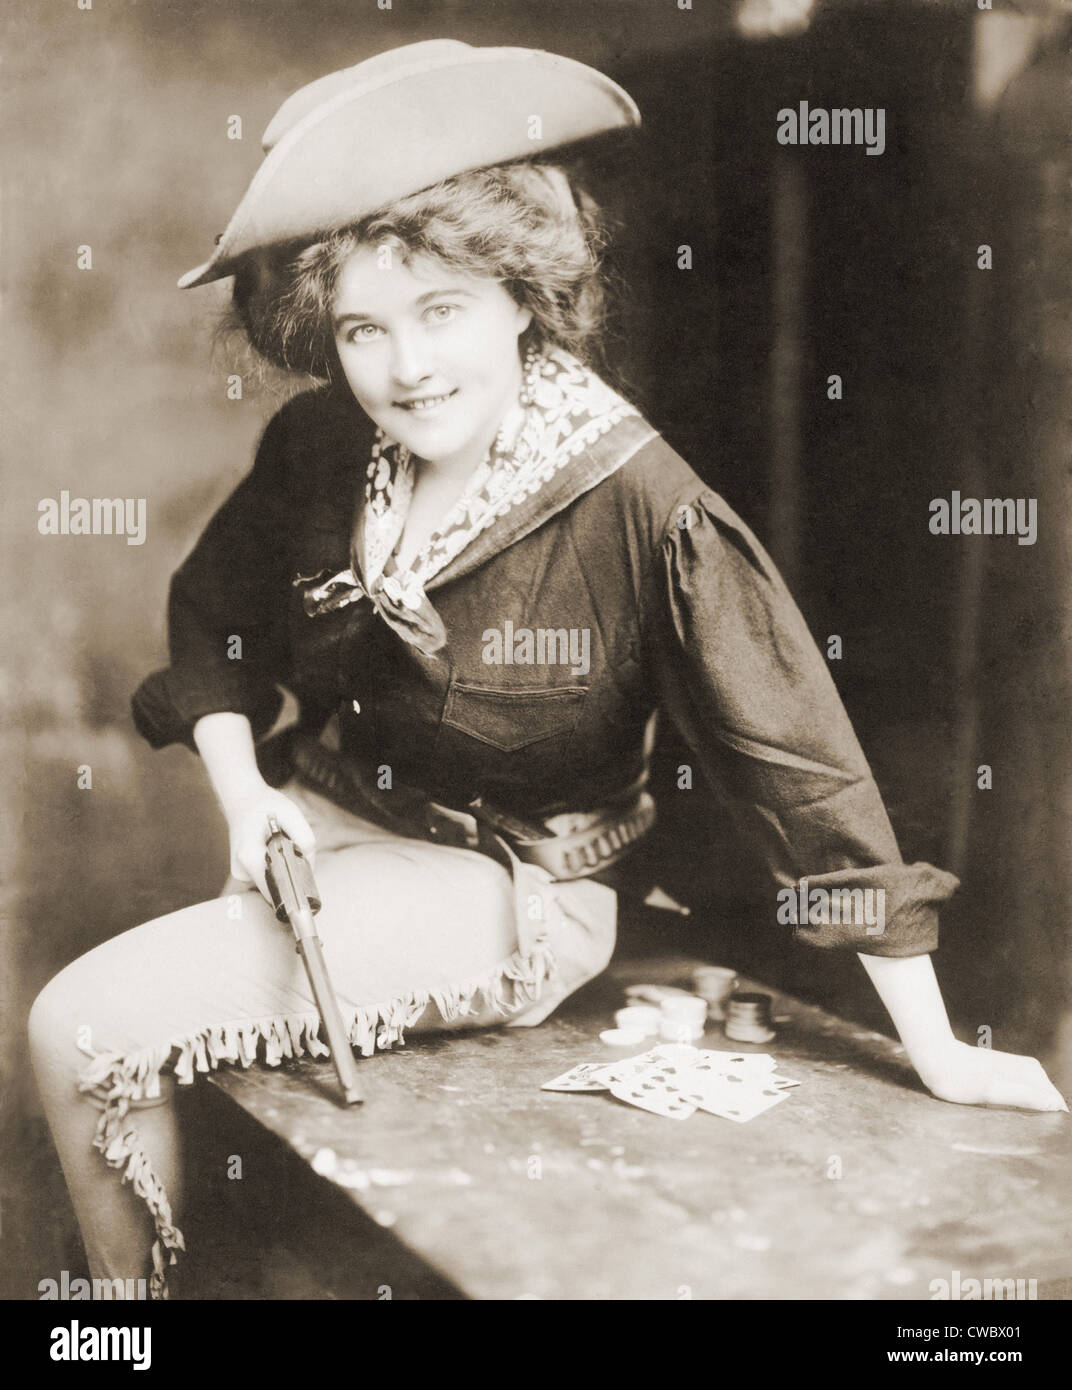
left=285, top=730, right=655, bottom=883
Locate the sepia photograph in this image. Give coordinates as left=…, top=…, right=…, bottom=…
left=4, top=0, right=1070, bottom=1360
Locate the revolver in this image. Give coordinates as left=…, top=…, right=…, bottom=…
left=264, top=818, right=363, bottom=1106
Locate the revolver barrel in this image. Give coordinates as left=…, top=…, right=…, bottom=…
left=265, top=818, right=363, bottom=1106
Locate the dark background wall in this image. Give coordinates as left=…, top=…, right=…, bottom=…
left=3, top=0, right=1069, bottom=1294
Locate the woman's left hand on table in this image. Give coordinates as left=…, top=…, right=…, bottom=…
left=913, top=1038, right=1068, bottom=1112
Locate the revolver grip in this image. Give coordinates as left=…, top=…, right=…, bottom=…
left=265, top=830, right=322, bottom=923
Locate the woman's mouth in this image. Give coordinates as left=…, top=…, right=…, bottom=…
left=395, top=389, right=458, bottom=414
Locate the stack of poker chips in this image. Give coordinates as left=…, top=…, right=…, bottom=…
left=614, top=1005, right=661, bottom=1035
left=723, top=992, right=776, bottom=1044
left=600, top=1004, right=662, bottom=1046
left=604, top=980, right=779, bottom=1048
left=690, top=965, right=738, bottom=1020
left=657, top=994, right=709, bottom=1043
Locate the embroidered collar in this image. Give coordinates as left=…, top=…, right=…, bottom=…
left=298, top=347, right=646, bottom=654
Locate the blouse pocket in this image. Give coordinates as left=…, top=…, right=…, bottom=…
left=442, top=682, right=587, bottom=750
left=436, top=681, right=589, bottom=798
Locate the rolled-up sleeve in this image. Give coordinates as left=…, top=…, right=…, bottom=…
left=644, top=484, right=958, bottom=957
left=131, top=408, right=298, bottom=751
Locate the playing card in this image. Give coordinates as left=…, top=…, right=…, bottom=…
left=667, top=1065, right=739, bottom=1107
left=586, top=1056, right=654, bottom=1086
left=695, top=1078, right=789, bottom=1122
left=587, top=1044, right=701, bottom=1087
left=684, top=1050, right=777, bottom=1077
left=651, top=1043, right=707, bottom=1063
left=637, top=1064, right=708, bottom=1102
left=609, top=1074, right=698, bottom=1120
left=539, top=1048, right=800, bottom=1119
left=541, top=1063, right=609, bottom=1092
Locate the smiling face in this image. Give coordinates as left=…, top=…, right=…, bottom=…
left=331, top=244, right=533, bottom=474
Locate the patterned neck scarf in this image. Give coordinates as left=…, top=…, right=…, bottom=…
left=299, top=346, right=638, bottom=655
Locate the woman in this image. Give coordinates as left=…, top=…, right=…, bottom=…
left=29, top=39, right=1066, bottom=1300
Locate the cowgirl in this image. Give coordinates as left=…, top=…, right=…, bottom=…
left=29, top=40, right=1066, bottom=1299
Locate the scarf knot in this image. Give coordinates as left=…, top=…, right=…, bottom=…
left=297, top=347, right=639, bottom=652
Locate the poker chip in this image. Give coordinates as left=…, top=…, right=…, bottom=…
left=690, top=966, right=737, bottom=1020
left=657, top=996, right=707, bottom=1043
left=658, top=1017, right=705, bottom=1043
left=659, top=995, right=707, bottom=1023
left=724, top=992, right=776, bottom=1044
left=614, top=1005, right=660, bottom=1036
left=691, top=966, right=735, bottom=988
left=599, top=1027, right=648, bottom=1046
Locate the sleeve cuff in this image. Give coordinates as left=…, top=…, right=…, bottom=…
left=786, top=861, right=959, bottom=956
left=131, top=667, right=285, bottom=752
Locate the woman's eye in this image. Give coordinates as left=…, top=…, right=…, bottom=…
left=345, top=324, right=383, bottom=344
left=426, top=304, right=458, bottom=323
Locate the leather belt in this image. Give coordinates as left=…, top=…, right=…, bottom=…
left=285, top=730, right=655, bottom=883
left=465, top=793, right=656, bottom=881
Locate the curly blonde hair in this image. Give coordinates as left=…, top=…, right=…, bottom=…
left=225, top=161, right=611, bottom=383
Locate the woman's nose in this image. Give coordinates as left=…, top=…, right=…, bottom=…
left=389, top=331, right=432, bottom=389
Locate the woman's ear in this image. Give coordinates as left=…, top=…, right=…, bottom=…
left=515, top=305, right=534, bottom=338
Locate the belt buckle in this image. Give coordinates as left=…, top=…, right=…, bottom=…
left=424, top=800, right=481, bottom=850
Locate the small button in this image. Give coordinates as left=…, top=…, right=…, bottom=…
left=351, top=700, right=361, bottom=714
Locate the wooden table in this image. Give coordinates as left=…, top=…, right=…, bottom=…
left=206, top=954, right=1072, bottom=1300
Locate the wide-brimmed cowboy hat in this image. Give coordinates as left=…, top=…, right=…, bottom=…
left=178, top=39, right=640, bottom=290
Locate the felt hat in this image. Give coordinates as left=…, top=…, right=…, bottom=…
left=178, top=40, right=640, bottom=289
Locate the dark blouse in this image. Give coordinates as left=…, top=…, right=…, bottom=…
left=133, top=384, right=957, bottom=956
